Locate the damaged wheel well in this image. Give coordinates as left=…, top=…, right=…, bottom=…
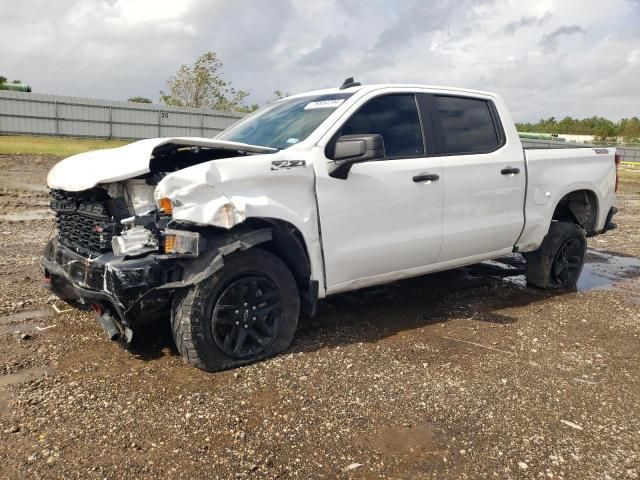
left=552, top=190, right=598, bottom=235
left=182, top=218, right=317, bottom=316
left=244, top=218, right=318, bottom=316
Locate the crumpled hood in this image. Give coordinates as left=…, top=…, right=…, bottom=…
left=46, top=137, right=275, bottom=192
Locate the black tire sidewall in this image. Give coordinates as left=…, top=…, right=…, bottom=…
left=529, top=221, right=587, bottom=289
left=174, top=248, right=300, bottom=371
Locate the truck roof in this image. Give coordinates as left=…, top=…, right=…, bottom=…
left=287, top=83, right=497, bottom=100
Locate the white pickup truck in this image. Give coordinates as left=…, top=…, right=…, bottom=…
left=43, top=79, right=619, bottom=371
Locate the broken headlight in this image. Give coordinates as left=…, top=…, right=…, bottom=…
left=162, top=229, right=199, bottom=256
left=111, top=226, right=158, bottom=257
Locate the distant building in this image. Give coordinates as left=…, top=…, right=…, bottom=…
left=556, top=134, right=595, bottom=144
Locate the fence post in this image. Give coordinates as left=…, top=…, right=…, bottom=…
left=108, top=105, right=113, bottom=139
left=200, top=112, right=204, bottom=137
left=158, top=107, right=162, bottom=137
left=54, top=100, right=59, bottom=135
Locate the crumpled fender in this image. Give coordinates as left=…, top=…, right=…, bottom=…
left=154, top=152, right=325, bottom=292
left=154, top=154, right=317, bottom=231
left=155, top=180, right=246, bottom=228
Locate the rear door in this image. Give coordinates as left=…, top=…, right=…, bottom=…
left=314, top=92, right=444, bottom=292
left=426, top=94, right=526, bottom=261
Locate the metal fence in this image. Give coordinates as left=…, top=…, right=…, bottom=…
left=2, top=90, right=639, bottom=161
left=520, top=137, right=640, bottom=163
left=0, top=91, right=245, bottom=140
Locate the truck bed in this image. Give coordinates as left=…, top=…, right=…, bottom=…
left=516, top=146, right=617, bottom=252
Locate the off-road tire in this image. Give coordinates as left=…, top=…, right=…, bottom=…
left=171, top=248, right=300, bottom=372
left=524, top=221, right=587, bottom=289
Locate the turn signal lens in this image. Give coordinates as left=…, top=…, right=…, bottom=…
left=158, top=197, right=173, bottom=214
left=164, top=234, right=176, bottom=253
left=163, top=229, right=199, bottom=256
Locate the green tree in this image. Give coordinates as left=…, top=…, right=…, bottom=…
left=127, top=96, right=153, bottom=104
left=11, top=79, right=21, bottom=84
left=160, top=51, right=250, bottom=112
left=0, top=76, right=7, bottom=84
left=594, top=124, right=617, bottom=142
left=272, top=90, right=289, bottom=100
left=620, top=117, right=640, bottom=142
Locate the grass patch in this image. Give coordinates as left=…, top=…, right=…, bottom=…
left=0, top=135, right=130, bottom=157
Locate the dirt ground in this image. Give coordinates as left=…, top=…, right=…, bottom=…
left=0, top=154, right=639, bottom=480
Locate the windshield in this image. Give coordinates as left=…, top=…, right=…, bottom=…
left=217, top=92, right=354, bottom=150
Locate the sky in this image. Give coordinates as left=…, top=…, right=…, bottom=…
left=1, top=0, right=639, bottom=122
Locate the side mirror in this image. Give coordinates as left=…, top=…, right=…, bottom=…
left=327, top=134, right=385, bottom=179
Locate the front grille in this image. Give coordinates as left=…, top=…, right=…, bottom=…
left=50, top=189, right=121, bottom=258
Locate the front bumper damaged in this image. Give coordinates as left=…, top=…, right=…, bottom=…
left=42, top=238, right=180, bottom=331
left=41, top=227, right=277, bottom=343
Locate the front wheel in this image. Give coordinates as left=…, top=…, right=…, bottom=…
left=171, top=248, right=300, bottom=372
left=525, top=221, right=587, bottom=289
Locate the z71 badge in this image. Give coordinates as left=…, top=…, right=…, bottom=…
left=271, top=160, right=306, bottom=170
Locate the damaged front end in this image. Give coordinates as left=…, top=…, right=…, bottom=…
left=43, top=182, right=187, bottom=342
left=42, top=140, right=276, bottom=345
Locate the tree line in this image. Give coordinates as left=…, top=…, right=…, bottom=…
left=516, top=116, right=640, bottom=142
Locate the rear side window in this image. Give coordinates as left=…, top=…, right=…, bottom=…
left=433, top=96, right=502, bottom=154
left=338, top=94, right=424, bottom=158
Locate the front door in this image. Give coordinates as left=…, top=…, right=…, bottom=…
left=314, top=93, right=444, bottom=292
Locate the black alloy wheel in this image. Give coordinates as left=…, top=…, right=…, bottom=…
left=525, top=221, right=587, bottom=289
left=211, top=276, right=280, bottom=359
left=551, top=238, right=584, bottom=286
left=172, top=247, right=300, bottom=371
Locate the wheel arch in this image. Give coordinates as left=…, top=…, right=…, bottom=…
left=191, top=218, right=319, bottom=316
left=551, top=189, right=599, bottom=235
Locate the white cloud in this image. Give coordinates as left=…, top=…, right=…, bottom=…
left=0, top=0, right=638, bottom=120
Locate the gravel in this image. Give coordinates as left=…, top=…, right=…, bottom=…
left=0, top=154, right=639, bottom=479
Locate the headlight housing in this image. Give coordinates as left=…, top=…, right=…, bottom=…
left=111, top=226, right=158, bottom=257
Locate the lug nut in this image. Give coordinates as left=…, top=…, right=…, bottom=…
left=252, top=316, right=256, bottom=321
left=235, top=310, right=239, bottom=314
left=235, top=321, right=239, bottom=325
left=252, top=306, right=256, bottom=310
left=244, top=324, right=248, bottom=329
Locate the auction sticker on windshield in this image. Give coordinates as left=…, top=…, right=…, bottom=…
left=304, top=99, right=345, bottom=110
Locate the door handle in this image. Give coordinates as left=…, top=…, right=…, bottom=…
left=413, top=173, right=440, bottom=182
left=501, top=167, right=520, bottom=175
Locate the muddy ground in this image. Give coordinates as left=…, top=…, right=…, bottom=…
left=0, top=154, right=638, bottom=480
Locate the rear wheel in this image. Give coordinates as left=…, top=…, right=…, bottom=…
left=172, top=248, right=299, bottom=372
left=525, top=221, right=587, bottom=289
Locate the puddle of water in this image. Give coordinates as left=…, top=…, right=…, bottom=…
left=0, top=323, right=38, bottom=336
left=482, top=259, right=520, bottom=271
left=0, top=367, right=54, bottom=387
left=0, top=209, right=53, bottom=221
left=578, top=250, right=640, bottom=291
left=482, top=250, right=640, bottom=293
left=502, top=274, right=528, bottom=287
left=0, top=309, right=52, bottom=325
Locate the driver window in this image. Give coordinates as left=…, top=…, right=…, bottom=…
left=338, top=94, right=424, bottom=158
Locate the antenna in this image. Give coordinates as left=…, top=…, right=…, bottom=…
left=339, top=77, right=361, bottom=90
